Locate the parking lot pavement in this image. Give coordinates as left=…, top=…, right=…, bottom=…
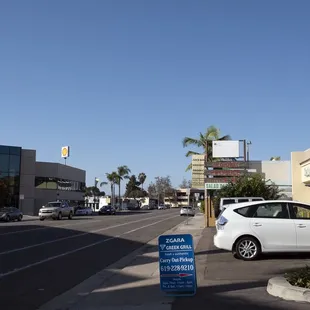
left=0, top=208, right=185, bottom=310
left=172, top=228, right=310, bottom=310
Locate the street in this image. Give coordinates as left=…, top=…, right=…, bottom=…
left=0, top=208, right=185, bottom=310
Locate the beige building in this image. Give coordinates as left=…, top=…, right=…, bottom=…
left=291, top=149, right=310, bottom=204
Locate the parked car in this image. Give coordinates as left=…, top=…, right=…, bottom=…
left=0, top=207, right=23, bottom=222
left=158, top=205, right=166, bottom=210
left=75, top=207, right=93, bottom=216
left=39, top=201, right=74, bottom=221
left=98, top=205, right=116, bottom=215
left=214, top=200, right=310, bottom=261
left=180, top=206, right=195, bottom=216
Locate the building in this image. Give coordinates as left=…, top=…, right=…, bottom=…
left=164, top=188, right=204, bottom=207
left=0, top=145, right=86, bottom=215
left=249, top=160, right=292, bottom=198
left=291, top=149, right=310, bottom=204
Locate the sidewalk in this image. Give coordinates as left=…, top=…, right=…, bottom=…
left=38, top=213, right=205, bottom=310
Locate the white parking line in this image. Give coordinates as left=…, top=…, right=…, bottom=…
left=0, top=211, right=165, bottom=237
left=0, top=215, right=179, bottom=279
left=0, top=213, right=174, bottom=256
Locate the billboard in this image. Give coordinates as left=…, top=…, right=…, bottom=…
left=61, top=146, right=70, bottom=158
left=212, top=141, right=239, bottom=158
left=191, top=154, right=205, bottom=189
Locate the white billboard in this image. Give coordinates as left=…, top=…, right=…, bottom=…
left=212, top=141, right=239, bottom=158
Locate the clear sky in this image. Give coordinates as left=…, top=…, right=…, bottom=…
left=1, top=0, right=309, bottom=193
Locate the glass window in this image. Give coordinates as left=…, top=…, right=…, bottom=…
left=238, top=199, right=249, bottom=203
left=253, top=203, right=289, bottom=219
left=0, top=146, right=9, bottom=154
left=9, top=147, right=21, bottom=156
left=46, top=177, right=57, bottom=190
left=9, top=155, right=20, bottom=174
left=0, top=154, right=9, bottom=172
left=8, top=175, right=19, bottom=187
left=290, top=203, right=310, bottom=220
left=234, top=206, right=251, bottom=217
left=222, top=199, right=236, bottom=205
left=35, top=177, right=47, bottom=189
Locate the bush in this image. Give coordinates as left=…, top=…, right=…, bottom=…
left=213, top=173, right=281, bottom=215
left=285, top=266, right=310, bottom=289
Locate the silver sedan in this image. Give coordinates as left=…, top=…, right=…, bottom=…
left=180, top=206, right=195, bottom=216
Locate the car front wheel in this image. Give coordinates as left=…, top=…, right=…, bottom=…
left=234, top=236, right=261, bottom=261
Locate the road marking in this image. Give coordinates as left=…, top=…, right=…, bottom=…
left=0, top=215, right=180, bottom=278
left=0, top=211, right=170, bottom=236
left=0, top=213, right=176, bottom=256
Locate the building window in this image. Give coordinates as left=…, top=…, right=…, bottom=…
left=35, top=177, right=84, bottom=192
left=35, top=177, right=47, bottom=189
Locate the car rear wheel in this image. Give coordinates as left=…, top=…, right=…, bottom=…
left=234, top=236, right=261, bottom=261
left=5, top=215, right=10, bottom=222
left=18, top=214, right=23, bottom=221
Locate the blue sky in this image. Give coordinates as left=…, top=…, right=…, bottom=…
left=1, top=0, right=309, bottom=193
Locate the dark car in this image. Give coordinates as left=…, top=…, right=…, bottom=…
left=0, top=207, right=23, bottom=222
left=98, top=205, right=116, bottom=215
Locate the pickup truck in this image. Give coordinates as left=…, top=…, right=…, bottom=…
left=39, top=200, right=74, bottom=221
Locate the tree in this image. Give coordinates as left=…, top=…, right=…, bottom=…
left=84, top=186, right=101, bottom=197
left=213, top=173, right=281, bottom=216
left=179, top=178, right=192, bottom=189
left=106, top=172, right=119, bottom=206
left=125, top=175, right=148, bottom=202
left=147, top=176, right=174, bottom=203
left=117, top=165, right=131, bottom=206
left=182, top=125, right=231, bottom=171
left=270, top=156, right=281, bottom=161
left=138, top=172, right=147, bottom=189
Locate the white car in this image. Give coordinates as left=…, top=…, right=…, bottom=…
left=214, top=200, right=310, bottom=261
left=75, top=207, right=93, bottom=216
left=180, top=206, right=195, bottom=216
left=158, top=205, right=166, bottom=210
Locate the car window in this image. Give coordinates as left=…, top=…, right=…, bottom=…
left=252, top=198, right=263, bottom=201
left=290, top=203, right=310, bottom=220
left=222, top=199, right=235, bottom=205
left=253, top=203, right=289, bottom=219
left=234, top=206, right=251, bottom=217
left=238, top=199, right=249, bottom=203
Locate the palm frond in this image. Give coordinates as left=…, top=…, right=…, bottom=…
left=185, top=163, right=192, bottom=172
left=185, top=150, right=201, bottom=157
left=182, top=137, right=202, bottom=148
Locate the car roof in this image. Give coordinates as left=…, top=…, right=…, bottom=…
left=225, top=200, right=310, bottom=210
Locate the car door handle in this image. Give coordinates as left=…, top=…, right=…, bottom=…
left=253, top=223, right=262, bottom=227
left=297, top=224, right=306, bottom=228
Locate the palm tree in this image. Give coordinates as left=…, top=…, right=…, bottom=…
left=117, top=165, right=131, bottom=208
left=182, top=125, right=231, bottom=171
left=106, top=171, right=119, bottom=206
left=138, top=172, right=147, bottom=190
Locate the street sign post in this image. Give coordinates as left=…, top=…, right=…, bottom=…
left=158, top=234, right=197, bottom=296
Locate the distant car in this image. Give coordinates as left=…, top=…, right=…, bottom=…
left=75, top=207, right=93, bottom=216
left=180, top=206, right=195, bottom=216
left=141, top=205, right=151, bottom=210
left=158, top=205, right=166, bottom=210
left=98, top=205, right=116, bottom=215
left=39, top=201, right=74, bottom=221
left=0, top=207, right=23, bottom=222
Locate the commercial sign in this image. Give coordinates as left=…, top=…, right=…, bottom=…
left=61, top=146, right=70, bottom=158
left=302, top=164, right=310, bottom=184
left=206, top=161, right=246, bottom=168
left=191, top=154, right=205, bottom=189
left=205, top=183, right=227, bottom=190
left=206, top=170, right=245, bottom=177
left=212, top=140, right=240, bottom=158
left=158, top=234, right=197, bottom=296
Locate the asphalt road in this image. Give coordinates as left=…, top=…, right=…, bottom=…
left=0, top=208, right=185, bottom=310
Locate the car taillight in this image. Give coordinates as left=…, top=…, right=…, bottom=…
left=217, top=215, right=228, bottom=230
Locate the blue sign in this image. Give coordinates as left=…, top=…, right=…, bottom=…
left=158, top=233, right=197, bottom=296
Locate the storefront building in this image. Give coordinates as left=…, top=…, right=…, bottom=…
left=0, top=144, right=86, bottom=215
left=291, top=149, right=310, bottom=204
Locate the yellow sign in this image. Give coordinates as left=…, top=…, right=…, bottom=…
left=61, top=146, right=70, bottom=158
left=191, top=154, right=205, bottom=188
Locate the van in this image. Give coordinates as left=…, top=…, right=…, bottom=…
left=219, top=197, right=264, bottom=211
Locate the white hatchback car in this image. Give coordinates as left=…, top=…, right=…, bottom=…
left=214, top=200, right=310, bottom=261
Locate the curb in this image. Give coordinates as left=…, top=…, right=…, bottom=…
left=38, top=215, right=203, bottom=310
left=267, top=276, right=310, bottom=303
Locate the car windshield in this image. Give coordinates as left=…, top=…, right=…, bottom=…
left=46, top=203, right=61, bottom=208
left=182, top=206, right=192, bottom=209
